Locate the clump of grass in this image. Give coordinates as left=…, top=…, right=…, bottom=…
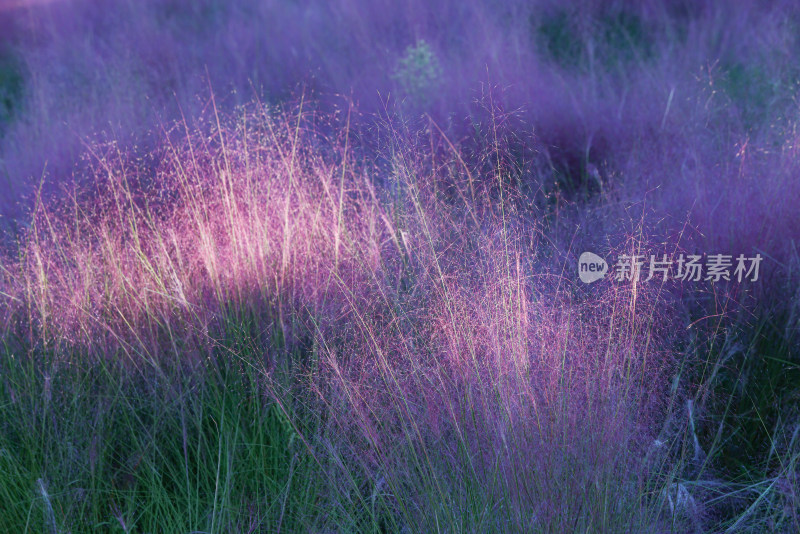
left=0, top=101, right=694, bottom=531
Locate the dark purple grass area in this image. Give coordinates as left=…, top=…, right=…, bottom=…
left=1, top=0, right=798, bottom=279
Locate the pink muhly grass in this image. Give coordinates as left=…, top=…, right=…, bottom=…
left=1, top=100, right=681, bottom=529
left=2, top=104, right=391, bottom=363
left=297, top=124, right=677, bottom=528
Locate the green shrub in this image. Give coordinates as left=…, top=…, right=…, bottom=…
left=392, top=40, right=442, bottom=107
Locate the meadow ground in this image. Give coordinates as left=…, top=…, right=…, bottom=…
left=0, top=1, right=798, bottom=532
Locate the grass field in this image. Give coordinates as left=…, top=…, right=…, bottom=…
left=0, top=1, right=798, bottom=532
